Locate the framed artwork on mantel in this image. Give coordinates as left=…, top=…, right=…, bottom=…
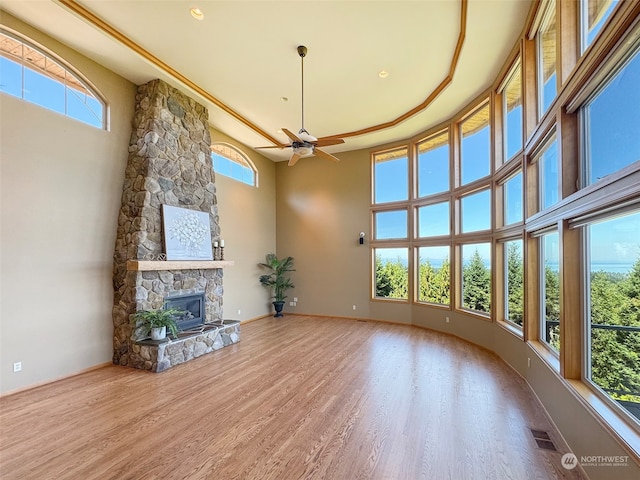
left=162, top=204, right=213, bottom=261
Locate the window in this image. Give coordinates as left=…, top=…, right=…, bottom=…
left=461, top=243, right=491, bottom=314
left=418, top=246, right=450, bottom=305
left=582, top=46, right=640, bottom=185
left=504, top=239, right=524, bottom=327
left=537, top=1, right=557, bottom=116
left=581, top=0, right=619, bottom=50
left=461, top=189, right=491, bottom=233
left=417, top=130, right=449, bottom=197
left=211, top=143, right=257, bottom=186
left=541, top=231, right=560, bottom=352
left=374, top=148, right=408, bottom=204
left=460, top=103, right=491, bottom=185
left=374, top=248, right=409, bottom=300
left=417, top=201, right=449, bottom=238
left=502, top=60, right=523, bottom=161
left=585, top=210, right=640, bottom=423
left=374, top=210, right=408, bottom=240
left=504, top=171, right=524, bottom=225
left=0, top=29, right=105, bottom=129
left=536, top=134, right=560, bottom=211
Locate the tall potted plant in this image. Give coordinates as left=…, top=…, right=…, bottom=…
left=259, top=253, right=295, bottom=317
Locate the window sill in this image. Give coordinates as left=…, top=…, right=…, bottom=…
left=528, top=340, right=560, bottom=372
left=497, top=319, right=524, bottom=340
left=566, top=380, right=640, bottom=464
left=455, top=307, right=492, bottom=322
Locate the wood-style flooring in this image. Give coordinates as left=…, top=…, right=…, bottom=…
left=0, top=316, right=584, bottom=479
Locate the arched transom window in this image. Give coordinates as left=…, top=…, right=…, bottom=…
left=211, top=142, right=258, bottom=187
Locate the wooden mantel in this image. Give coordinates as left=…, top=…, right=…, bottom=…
left=126, top=260, right=235, bottom=271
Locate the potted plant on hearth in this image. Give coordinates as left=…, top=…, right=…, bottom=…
left=259, top=253, right=295, bottom=317
left=131, top=308, right=184, bottom=340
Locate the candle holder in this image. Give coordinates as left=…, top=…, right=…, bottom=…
left=219, top=246, right=225, bottom=261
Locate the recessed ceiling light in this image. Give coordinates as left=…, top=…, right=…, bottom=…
left=280, top=96, right=288, bottom=102
left=190, top=8, right=204, bottom=20
left=277, top=129, right=284, bottom=134
left=378, top=70, right=389, bottom=79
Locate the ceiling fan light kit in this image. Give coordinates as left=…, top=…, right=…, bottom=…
left=256, top=45, right=344, bottom=166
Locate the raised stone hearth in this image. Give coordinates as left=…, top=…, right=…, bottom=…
left=133, top=321, right=240, bottom=372
left=112, top=79, right=238, bottom=371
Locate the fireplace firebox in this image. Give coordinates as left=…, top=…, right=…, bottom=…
left=164, top=292, right=205, bottom=331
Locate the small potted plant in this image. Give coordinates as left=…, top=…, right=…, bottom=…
left=131, top=308, right=183, bottom=340
left=259, top=253, right=295, bottom=317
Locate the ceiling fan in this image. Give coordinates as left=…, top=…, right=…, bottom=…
left=256, top=45, right=344, bottom=166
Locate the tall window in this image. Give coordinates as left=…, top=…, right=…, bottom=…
left=585, top=210, right=640, bottom=423
left=461, top=242, right=491, bottom=314
left=503, top=171, right=524, bottom=226
left=541, top=231, right=560, bottom=352
left=461, top=189, right=491, bottom=233
left=418, top=246, right=450, bottom=306
left=0, top=29, right=105, bottom=129
left=581, top=0, right=619, bottom=50
left=211, top=143, right=257, bottom=186
left=460, top=103, right=491, bottom=185
left=537, top=1, right=557, bottom=116
left=374, top=148, right=408, bottom=204
left=417, top=130, right=449, bottom=197
left=582, top=46, right=640, bottom=185
left=374, top=210, right=408, bottom=240
left=374, top=248, right=409, bottom=300
left=417, top=201, right=449, bottom=238
left=536, top=134, right=560, bottom=211
left=502, top=60, right=523, bottom=161
left=504, top=239, right=524, bottom=327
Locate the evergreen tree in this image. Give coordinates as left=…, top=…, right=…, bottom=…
left=506, top=242, right=524, bottom=325
left=462, top=249, right=490, bottom=313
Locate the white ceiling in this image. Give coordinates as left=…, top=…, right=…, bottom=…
left=2, top=0, right=531, bottom=162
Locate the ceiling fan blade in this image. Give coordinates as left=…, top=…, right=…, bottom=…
left=282, top=128, right=302, bottom=143
left=313, top=148, right=340, bottom=163
left=315, top=137, right=345, bottom=147
left=255, top=145, right=289, bottom=150
left=288, top=153, right=302, bottom=166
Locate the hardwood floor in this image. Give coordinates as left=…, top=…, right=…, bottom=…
left=0, top=316, right=584, bottom=479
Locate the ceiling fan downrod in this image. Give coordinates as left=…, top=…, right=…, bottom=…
left=297, top=45, right=307, bottom=133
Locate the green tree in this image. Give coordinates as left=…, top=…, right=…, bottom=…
left=375, top=255, right=408, bottom=299
left=462, top=249, right=490, bottom=313
left=544, top=265, right=560, bottom=350
left=419, top=257, right=450, bottom=305
left=506, top=242, right=524, bottom=325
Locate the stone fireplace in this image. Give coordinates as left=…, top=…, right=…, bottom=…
left=112, top=79, right=239, bottom=372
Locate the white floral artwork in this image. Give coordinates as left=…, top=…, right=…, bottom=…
left=162, top=205, right=213, bottom=260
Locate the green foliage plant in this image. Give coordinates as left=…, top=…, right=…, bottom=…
left=259, top=253, right=295, bottom=302
left=131, top=308, right=183, bottom=338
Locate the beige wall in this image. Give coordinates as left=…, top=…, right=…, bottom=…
left=275, top=149, right=371, bottom=318
left=209, top=128, right=276, bottom=321
left=0, top=13, right=136, bottom=394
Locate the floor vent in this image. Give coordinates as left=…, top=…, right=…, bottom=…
left=530, top=429, right=557, bottom=451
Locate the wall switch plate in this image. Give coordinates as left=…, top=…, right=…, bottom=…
left=445, top=316, right=450, bottom=323
left=352, top=305, right=356, bottom=310
left=13, top=362, right=22, bottom=373
left=293, top=297, right=298, bottom=302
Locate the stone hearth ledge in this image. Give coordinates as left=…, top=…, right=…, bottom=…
left=130, top=320, right=240, bottom=372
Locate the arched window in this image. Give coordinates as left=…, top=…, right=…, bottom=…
left=0, top=28, right=106, bottom=129
left=211, top=143, right=258, bottom=187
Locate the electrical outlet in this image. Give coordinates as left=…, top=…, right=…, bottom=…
left=237, top=309, right=241, bottom=316
left=293, top=297, right=298, bottom=302
left=13, top=362, right=22, bottom=373
left=445, top=316, right=450, bottom=323
left=352, top=305, right=356, bottom=310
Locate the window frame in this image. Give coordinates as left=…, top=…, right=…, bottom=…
left=210, top=142, right=258, bottom=187
left=0, top=27, right=107, bottom=130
